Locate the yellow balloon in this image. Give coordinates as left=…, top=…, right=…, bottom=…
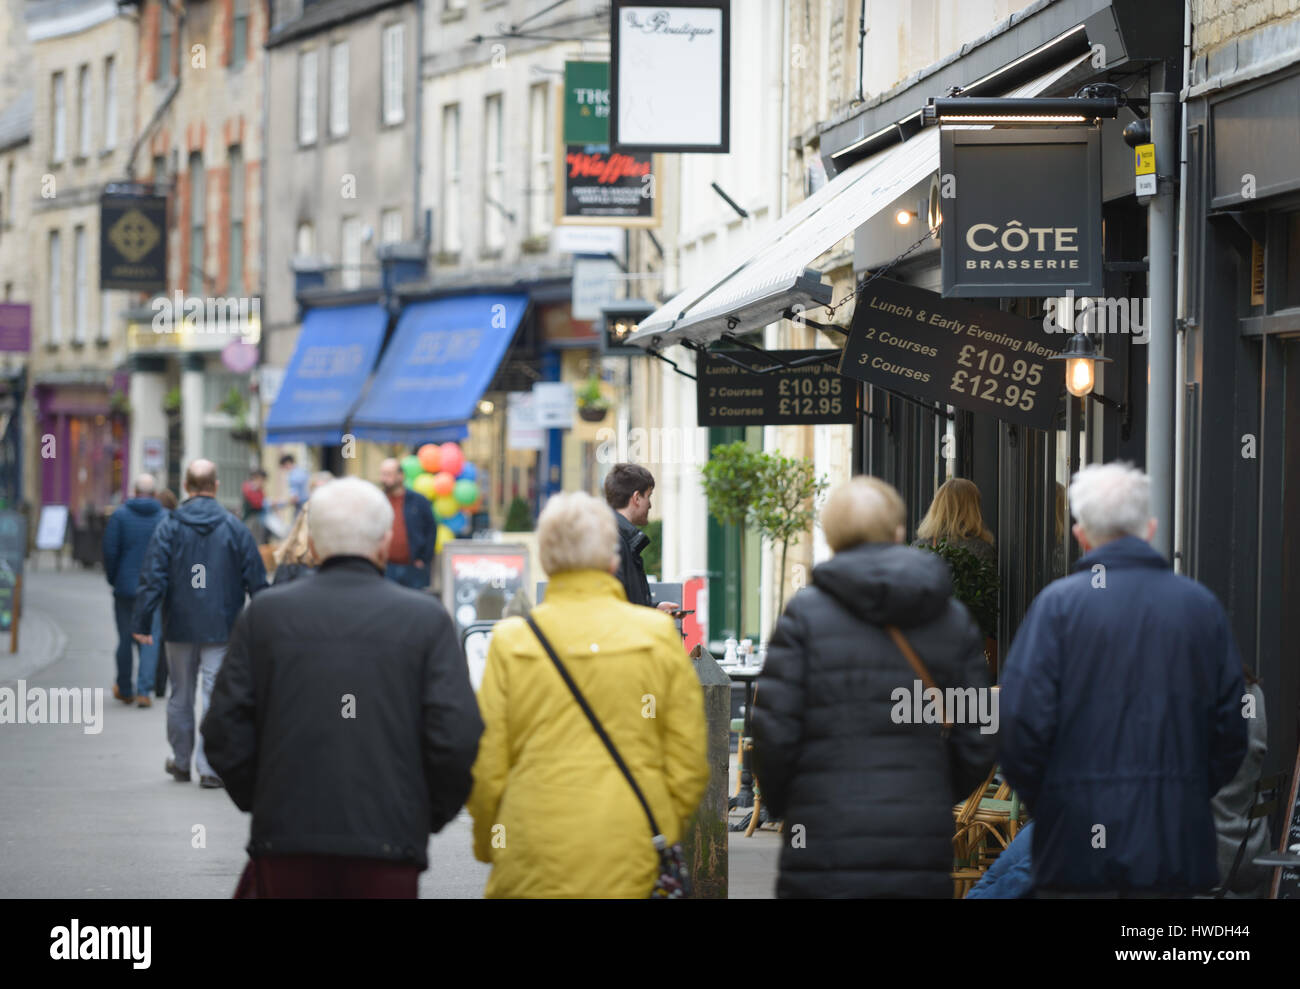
left=434, top=495, right=459, bottom=518
left=435, top=524, right=455, bottom=552
left=412, top=473, right=438, bottom=500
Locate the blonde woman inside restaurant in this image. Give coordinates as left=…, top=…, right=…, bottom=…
left=914, top=478, right=996, bottom=569
left=467, top=491, right=708, bottom=898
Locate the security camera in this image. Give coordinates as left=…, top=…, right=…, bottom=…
left=1122, top=119, right=1151, bottom=149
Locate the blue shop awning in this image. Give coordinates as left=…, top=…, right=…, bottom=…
left=264, top=303, right=389, bottom=445
left=349, top=292, right=529, bottom=443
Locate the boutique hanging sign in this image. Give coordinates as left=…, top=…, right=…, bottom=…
left=940, top=128, right=1103, bottom=298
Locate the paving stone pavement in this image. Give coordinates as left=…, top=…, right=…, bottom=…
left=0, top=567, right=778, bottom=898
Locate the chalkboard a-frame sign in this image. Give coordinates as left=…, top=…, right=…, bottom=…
left=1273, top=743, right=1300, bottom=898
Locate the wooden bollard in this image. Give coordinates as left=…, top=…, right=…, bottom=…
left=684, top=643, right=731, bottom=898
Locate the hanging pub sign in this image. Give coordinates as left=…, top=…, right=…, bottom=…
left=940, top=128, right=1102, bottom=298
left=697, top=350, right=855, bottom=427
left=564, top=61, right=610, bottom=144
left=839, top=279, right=1062, bottom=431
left=0, top=303, right=31, bottom=352
left=556, top=144, right=659, bottom=227
left=610, top=1, right=730, bottom=154
left=100, top=187, right=167, bottom=292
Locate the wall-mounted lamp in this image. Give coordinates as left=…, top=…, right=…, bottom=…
left=1048, top=332, right=1113, bottom=398
left=923, top=96, right=1120, bottom=126
left=600, top=301, right=656, bottom=352
left=895, top=209, right=918, bottom=226
left=477, top=399, right=495, bottom=416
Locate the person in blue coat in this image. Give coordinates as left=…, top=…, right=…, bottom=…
left=102, top=474, right=165, bottom=706
left=999, top=462, right=1247, bottom=897
left=967, top=821, right=1035, bottom=899
left=132, top=460, right=268, bottom=788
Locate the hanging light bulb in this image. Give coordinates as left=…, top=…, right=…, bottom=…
left=1066, top=356, right=1095, bottom=398
left=1049, top=332, right=1112, bottom=398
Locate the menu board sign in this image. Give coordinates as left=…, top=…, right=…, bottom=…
left=697, top=350, right=854, bottom=427
left=838, top=280, right=1062, bottom=431
left=441, top=544, right=529, bottom=636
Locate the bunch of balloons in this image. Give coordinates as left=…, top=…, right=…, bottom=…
left=400, top=442, right=483, bottom=552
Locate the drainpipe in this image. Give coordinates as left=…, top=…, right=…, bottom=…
left=256, top=0, right=272, bottom=451
left=779, top=0, right=790, bottom=219
left=1146, top=91, right=1178, bottom=561
left=856, top=0, right=867, bottom=103
left=1172, top=0, right=1191, bottom=574
left=413, top=0, right=424, bottom=247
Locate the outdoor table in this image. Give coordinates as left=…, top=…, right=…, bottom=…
left=723, top=664, right=772, bottom=832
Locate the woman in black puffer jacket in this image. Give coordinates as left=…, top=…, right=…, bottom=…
left=752, top=476, right=996, bottom=898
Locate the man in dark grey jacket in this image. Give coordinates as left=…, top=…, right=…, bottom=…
left=134, top=460, right=267, bottom=787
left=202, top=477, right=483, bottom=898
left=603, top=463, right=677, bottom=612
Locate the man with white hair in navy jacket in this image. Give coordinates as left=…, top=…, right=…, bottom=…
left=999, top=461, right=1247, bottom=897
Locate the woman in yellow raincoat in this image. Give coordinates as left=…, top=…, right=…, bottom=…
left=467, top=491, right=709, bottom=898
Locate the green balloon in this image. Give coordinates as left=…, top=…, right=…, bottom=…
left=453, top=479, right=478, bottom=506
left=400, top=455, right=423, bottom=483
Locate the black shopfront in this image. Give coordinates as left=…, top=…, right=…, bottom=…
left=823, top=0, right=1180, bottom=677
left=1185, top=64, right=1300, bottom=781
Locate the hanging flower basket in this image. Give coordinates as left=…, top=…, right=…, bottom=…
left=578, top=405, right=609, bottom=423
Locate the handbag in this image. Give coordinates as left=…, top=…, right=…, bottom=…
left=884, top=625, right=953, bottom=740
left=524, top=615, right=691, bottom=899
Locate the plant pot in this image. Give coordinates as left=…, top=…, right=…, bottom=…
left=230, top=428, right=258, bottom=444
left=578, top=406, right=608, bottom=423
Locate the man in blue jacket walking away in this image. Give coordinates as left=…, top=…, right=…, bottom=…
left=103, top=474, right=165, bottom=707
left=133, top=460, right=268, bottom=788
left=999, top=462, right=1247, bottom=897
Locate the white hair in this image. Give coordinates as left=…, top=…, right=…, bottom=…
left=308, top=477, right=394, bottom=560
left=537, top=491, right=619, bottom=576
left=1068, top=462, right=1150, bottom=544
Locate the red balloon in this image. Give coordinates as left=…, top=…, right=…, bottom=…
left=417, top=444, right=441, bottom=473
left=439, top=443, right=465, bottom=477
left=432, top=472, right=455, bottom=497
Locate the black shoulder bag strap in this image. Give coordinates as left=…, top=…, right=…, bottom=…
left=523, top=615, right=666, bottom=846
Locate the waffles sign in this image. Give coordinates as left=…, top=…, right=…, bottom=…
left=100, top=192, right=167, bottom=292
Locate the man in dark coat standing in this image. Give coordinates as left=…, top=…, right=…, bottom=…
left=999, top=462, right=1248, bottom=897
left=103, top=473, right=165, bottom=706
left=603, top=463, right=677, bottom=612
left=133, top=460, right=268, bottom=788
left=202, top=477, right=484, bottom=898
left=378, top=458, right=436, bottom=589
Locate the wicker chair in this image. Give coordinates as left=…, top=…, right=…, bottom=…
left=951, top=765, right=1028, bottom=897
